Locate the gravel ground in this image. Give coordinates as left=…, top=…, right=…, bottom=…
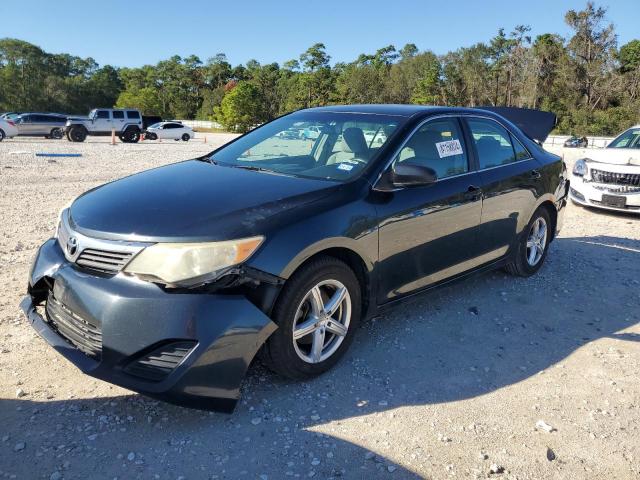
left=0, top=137, right=639, bottom=480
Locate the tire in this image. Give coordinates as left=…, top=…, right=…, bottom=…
left=50, top=128, right=63, bottom=140
left=181, top=133, right=190, bottom=141
left=262, top=256, right=361, bottom=379
left=121, top=129, right=140, bottom=143
left=146, top=132, right=157, bottom=141
left=68, top=126, right=86, bottom=142
left=0, top=129, right=5, bottom=142
left=505, top=207, right=552, bottom=277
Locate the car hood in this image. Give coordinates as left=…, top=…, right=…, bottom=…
left=586, top=148, right=640, bottom=166
left=69, top=160, right=342, bottom=242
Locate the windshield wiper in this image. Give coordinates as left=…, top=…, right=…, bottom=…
left=225, top=164, right=292, bottom=176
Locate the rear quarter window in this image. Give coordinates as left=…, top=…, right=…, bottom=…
left=126, top=111, right=141, bottom=119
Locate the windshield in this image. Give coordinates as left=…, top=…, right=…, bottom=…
left=608, top=128, right=640, bottom=149
left=209, top=112, right=403, bottom=181
left=149, top=122, right=162, bottom=129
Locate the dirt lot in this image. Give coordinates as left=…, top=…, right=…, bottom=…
left=0, top=137, right=639, bottom=480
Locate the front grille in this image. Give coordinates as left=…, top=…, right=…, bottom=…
left=124, top=341, right=196, bottom=382
left=592, top=184, right=640, bottom=193
left=46, top=293, right=102, bottom=359
left=591, top=169, right=640, bottom=187
left=76, top=248, right=133, bottom=273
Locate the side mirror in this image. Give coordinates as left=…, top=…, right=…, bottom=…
left=375, top=163, right=437, bottom=191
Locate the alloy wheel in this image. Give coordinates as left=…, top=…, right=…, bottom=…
left=292, top=279, right=351, bottom=364
left=526, top=216, right=547, bottom=266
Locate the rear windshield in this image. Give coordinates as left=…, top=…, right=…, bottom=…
left=209, top=112, right=404, bottom=181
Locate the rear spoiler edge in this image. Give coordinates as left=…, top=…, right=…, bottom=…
left=476, top=106, right=557, bottom=144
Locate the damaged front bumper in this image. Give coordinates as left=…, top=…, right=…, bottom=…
left=569, top=173, right=640, bottom=213
left=21, top=238, right=278, bottom=412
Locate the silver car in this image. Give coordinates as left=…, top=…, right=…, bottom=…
left=15, top=113, right=68, bottom=139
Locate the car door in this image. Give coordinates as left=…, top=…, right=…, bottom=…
left=375, top=116, right=483, bottom=302
left=159, top=123, right=175, bottom=139
left=93, top=110, right=112, bottom=132
left=464, top=116, right=543, bottom=259
left=112, top=110, right=125, bottom=131
left=16, top=114, right=34, bottom=135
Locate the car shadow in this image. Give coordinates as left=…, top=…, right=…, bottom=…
left=2, top=235, right=639, bottom=479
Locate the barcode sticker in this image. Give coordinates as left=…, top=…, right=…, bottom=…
left=436, top=139, right=463, bottom=158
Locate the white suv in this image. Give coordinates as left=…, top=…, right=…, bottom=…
left=64, top=108, right=143, bottom=143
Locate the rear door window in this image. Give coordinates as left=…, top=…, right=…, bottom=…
left=112, top=111, right=124, bottom=119
left=467, top=118, right=521, bottom=169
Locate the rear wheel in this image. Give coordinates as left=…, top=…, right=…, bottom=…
left=505, top=207, right=551, bottom=277
left=181, top=133, right=190, bottom=141
left=50, top=128, right=63, bottom=140
left=262, top=256, right=361, bottom=379
left=68, top=126, right=86, bottom=142
left=121, top=129, right=140, bottom=143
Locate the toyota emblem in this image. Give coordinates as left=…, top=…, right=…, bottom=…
left=66, top=236, right=78, bottom=257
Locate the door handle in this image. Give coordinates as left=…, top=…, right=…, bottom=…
left=464, top=185, right=482, bottom=201
left=530, top=169, right=542, bottom=180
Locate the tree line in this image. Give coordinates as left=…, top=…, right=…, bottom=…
left=1, top=2, right=638, bottom=135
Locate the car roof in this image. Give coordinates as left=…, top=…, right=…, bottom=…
left=299, top=104, right=486, bottom=117
left=20, top=112, right=66, bottom=116
left=299, top=104, right=558, bottom=143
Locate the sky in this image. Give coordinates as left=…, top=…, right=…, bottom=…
left=2, top=0, right=638, bottom=68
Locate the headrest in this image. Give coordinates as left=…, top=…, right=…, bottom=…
left=407, top=129, right=442, bottom=158
left=342, top=128, right=368, bottom=155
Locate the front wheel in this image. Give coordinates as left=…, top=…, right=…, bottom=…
left=68, top=126, right=86, bottom=142
left=50, top=128, right=63, bottom=139
left=262, top=256, right=361, bottom=379
left=181, top=133, right=190, bottom=141
left=505, top=207, right=551, bottom=277
left=0, top=129, right=5, bottom=141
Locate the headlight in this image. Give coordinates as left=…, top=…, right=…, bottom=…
left=573, top=158, right=588, bottom=176
left=54, top=205, right=72, bottom=238
left=123, top=236, right=264, bottom=287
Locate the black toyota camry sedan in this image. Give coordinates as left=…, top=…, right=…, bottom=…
left=22, top=105, right=568, bottom=411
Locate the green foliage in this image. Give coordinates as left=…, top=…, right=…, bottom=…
left=1, top=3, right=639, bottom=135
left=619, top=40, right=640, bottom=72
left=214, top=82, right=265, bottom=132
left=115, top=87, right=161, bottom=115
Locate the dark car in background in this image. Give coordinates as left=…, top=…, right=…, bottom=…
left=21, top=105, right=568, bottom=412
left=15, top=113, right=68, bottom=139
left=564, top=135, right=588, bottom=148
